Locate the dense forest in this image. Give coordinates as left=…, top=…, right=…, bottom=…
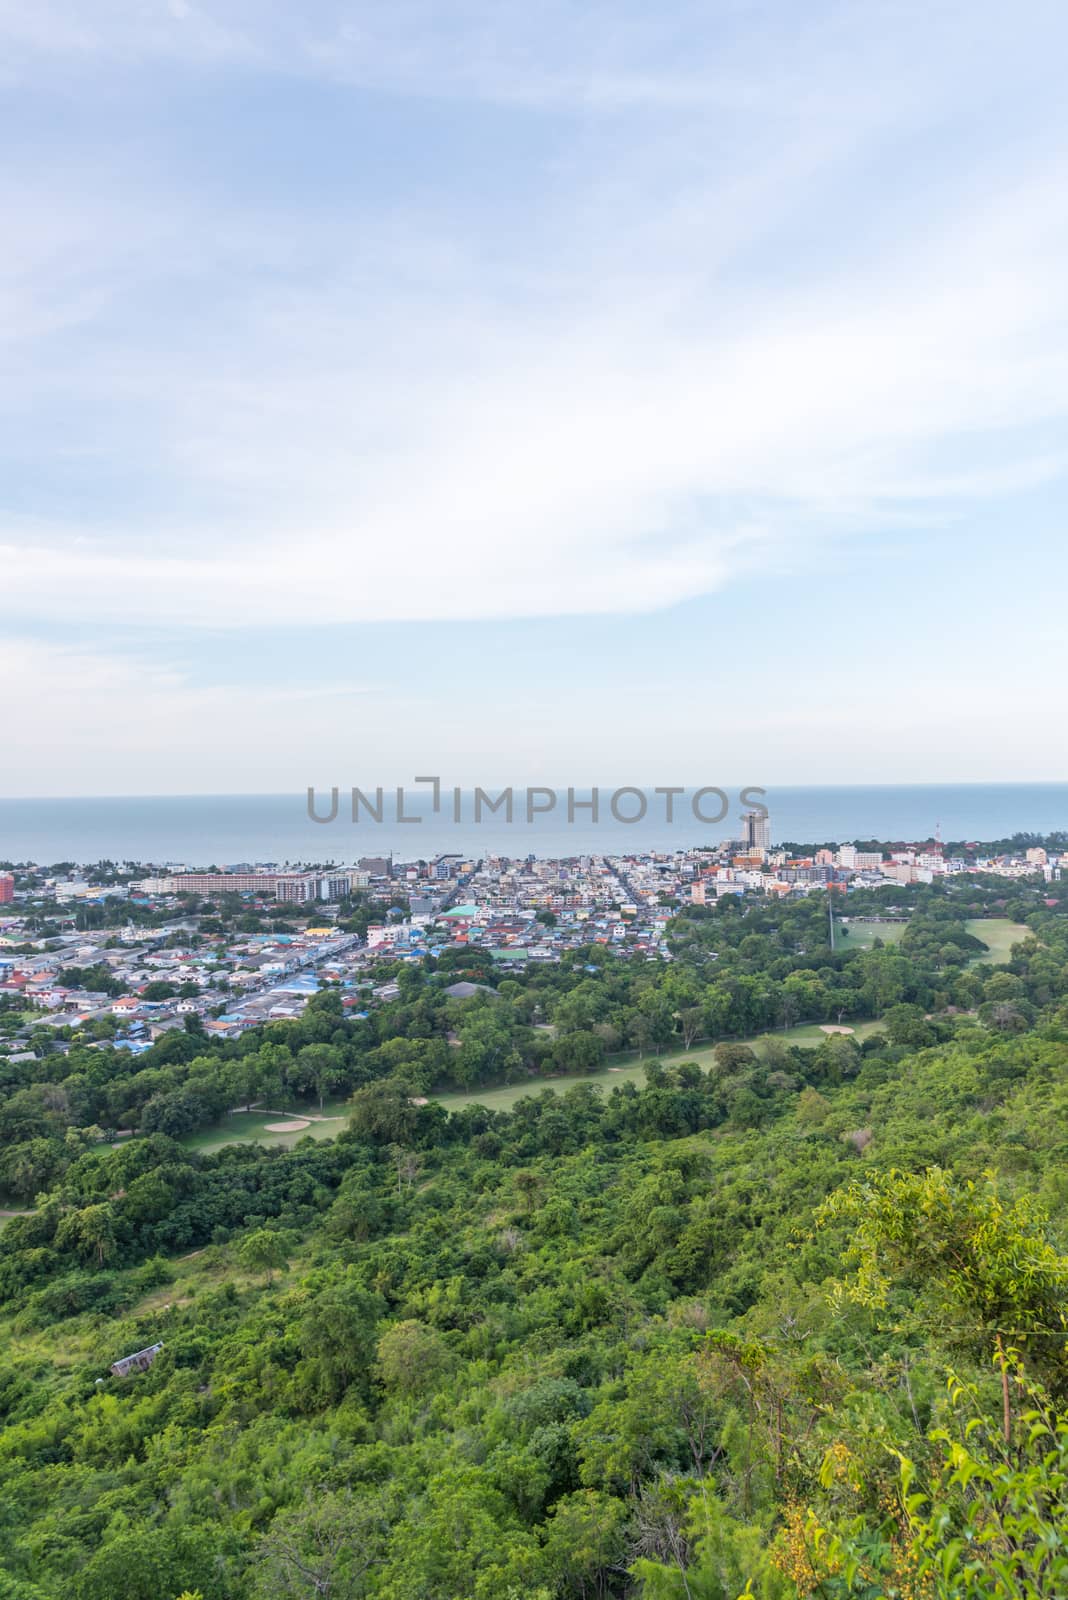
left=0, top=874, right=1066, bottom=1596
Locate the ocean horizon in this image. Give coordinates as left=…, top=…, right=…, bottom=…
left=1, top=783, right=1067, bottom=866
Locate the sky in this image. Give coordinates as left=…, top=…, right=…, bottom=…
left=2, top=0, right=1068, bottom=796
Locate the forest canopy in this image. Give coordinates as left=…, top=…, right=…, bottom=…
left=0, top=874, right=1065, bottom=1597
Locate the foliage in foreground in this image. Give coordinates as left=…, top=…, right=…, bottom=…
left=0, top=891, right=1066, bottom=1597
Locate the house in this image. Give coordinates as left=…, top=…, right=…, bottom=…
left=110, top=1343, right=164, bottom=1379
left=444, top=981, right=498, bottom=1000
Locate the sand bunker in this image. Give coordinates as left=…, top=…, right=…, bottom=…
left=264, top=1119, right=311, bottom=1133
left=819, top=1024, right=855, bottom=1035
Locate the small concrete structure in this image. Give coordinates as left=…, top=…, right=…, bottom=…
left=110, top=1342, right=163, bottom=1378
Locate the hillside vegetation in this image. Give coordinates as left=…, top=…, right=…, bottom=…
left=0, top=876, right=1065, bottom=1598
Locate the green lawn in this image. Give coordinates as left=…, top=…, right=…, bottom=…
left=179, top=1016, right=895, bottom=1145
left=966, top=918, right=1030, bottom=964
left=180, top=1099, right=350, bottom=1155
left=431, top=1018, right=888, bottom=1115
left=835, top=919, right=908, bottom=950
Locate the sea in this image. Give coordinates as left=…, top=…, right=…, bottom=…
left=1, top=785, right=1067, bottom=867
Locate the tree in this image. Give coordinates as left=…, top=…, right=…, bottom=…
left=795, top=1370, right=1068, bottom=1600
left=817, top=1168, right=1068, bottom=1436
left=253, top=1489, right=394, bottom=1599
left=712, top=1042, right=756, bottom=1077
left=677, top=1006, right=705, bottom=1051
left=298, top=1277, right=386, bottom=1402
left=238, top=1227, right=291, bottom=1285
left=296, top=1043, right=345, bottom=1109
left=55, top=1203, right=116, bottom=1268
left=140, top=981, right=178, bottom=1001
left=387, top=1144, right=422, bottom=1194
left=796, top=1086, right=832, bottom=1126
left=71, top=1525, right=228, bottom=1600
left=539, top=1489, right=628, bottom=1598
left=376, top=1468, right=539, bottom=1599
left=347, top=1080, right=418, bottom=1144
left=553, top=1030, right=605, bottom=1074
left=375, top=1320, right=454, bottom=1398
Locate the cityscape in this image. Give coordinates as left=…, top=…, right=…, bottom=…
left=1, top=811, right=1061, bottom=1051
left=4, top=0, right=1068, bottom=1592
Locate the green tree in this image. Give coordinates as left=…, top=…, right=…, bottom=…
left=375, top=1319, right=454, bottom=1398
left=818, top=1168, right=1068, bottom=1435
left=237, top=1227, right=291, bottom=1285
left=54, top=1203, right=116, bottom=1268
left=252, top=1489, right=394, bottom=1599
left=797, top=1370, right=1068, bottom=1600
left=298, top=1277, right=386, bottom=1403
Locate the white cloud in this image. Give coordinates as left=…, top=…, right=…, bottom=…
left=5, top=162, right=1068, bottom=626
left=4, top=625, right=1066, bottom=797
left=2, top=0, right=1068, bottom=635
left=0, top=638, right=382, bottom=793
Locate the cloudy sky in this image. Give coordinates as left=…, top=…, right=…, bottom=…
left=3, top=0, right=1067, bottom=795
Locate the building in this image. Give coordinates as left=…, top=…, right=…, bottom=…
left=318, top=873, right=352, bottom=900
left=132, top=870, right=352, bottom=902
left=742, top=810, right=771, bottom=852
left=54, top=881, right=93, bottom=902
left=275, top=875, right=316, bottom=904
left=131, top=872, right=278, bottom=895
left=366, top=922, right=412, bottom=948
left=110, top=1342, right=164, bottom=1378
left=0, top=873, right=13, bottom=904
left=358, top=856, right=392, bottom=878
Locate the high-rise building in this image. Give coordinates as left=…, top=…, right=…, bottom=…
left=275, top=875, right=316, bottom=904
left=358, top=856, right=392, bottom=878
left=0, top=873, right=13, bottom=904
left=742, top=810, right=771, bottom=852
left=318, top=873, right=353, bottom=901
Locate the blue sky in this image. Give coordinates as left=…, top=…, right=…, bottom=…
left=3, top=1, right=1068, bottom=795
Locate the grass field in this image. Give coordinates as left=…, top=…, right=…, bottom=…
left=835, top=919, right=908, bottom=951
left=431, top=1018, right=888, bottom=1115
left=181, top=1099, right=351, bottom=1155
left=178, top=1014, right=897, bottom=1145
left=966, top=918, right=1030, bottom=964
